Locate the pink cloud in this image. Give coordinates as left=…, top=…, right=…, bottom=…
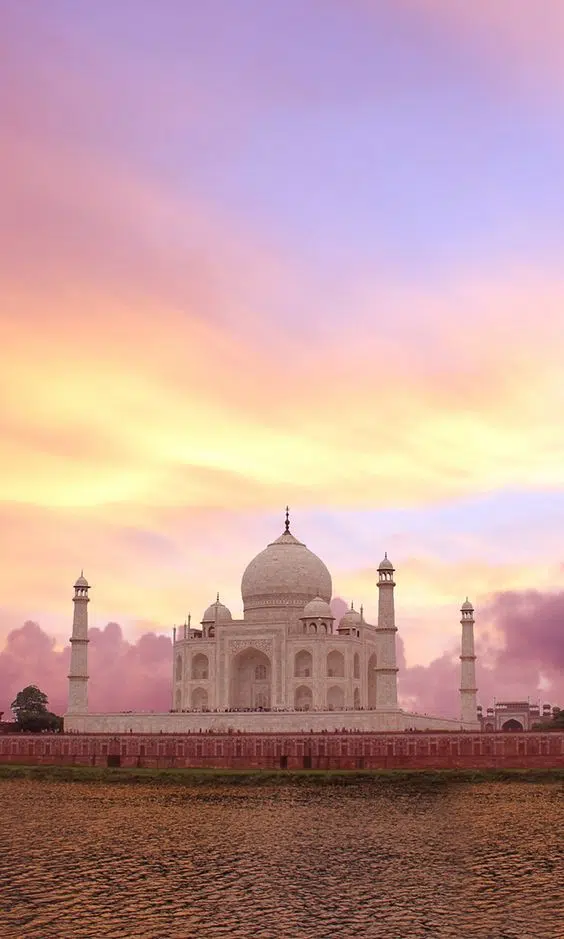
left=399, top=590, right=564, bottom=717
left=402, top=0, right=564, bottom=92
left=1, top=588, right=562, bottom=721
left=0, top=621, right=171, bottom=717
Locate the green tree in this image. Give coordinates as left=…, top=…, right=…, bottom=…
left=11, top=685, right=62, bottom=733
left=550, top=708, right=564, bottom=728
left=532, top=707, right=564, bottom=731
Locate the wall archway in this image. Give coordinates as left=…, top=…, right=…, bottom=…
left=191, top=687, right=208, bottom=710
left=175, top=689, right=181, bottom=710
left=230, top=648, right=271, bottom=709
left=175, top=655, right=182, bottom=681
left=294, top=685, right=313, bottom=710
left=353, top=687, right=361, bottom=709
left=327, top=686, right=345, bottom=710
left=502, top=718, right=523, bottom=732
left=367, top=653, right=377, bottom=708
left=295, top=650, right=313, bottom=678
left=353, top=653, right=360, bottom=679
left=484, top=723, right=495, bottom=732
left=327, top=650, right=345, bottom=678
left=191, top=653, right=209, bottom=680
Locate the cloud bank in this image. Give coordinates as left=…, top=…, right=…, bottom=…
left=1, top=590, right=561, bottom=720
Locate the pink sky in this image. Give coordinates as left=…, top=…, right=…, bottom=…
left=0, top=1, right=563, bottom=716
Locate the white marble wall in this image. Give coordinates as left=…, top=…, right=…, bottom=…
left=65, top=706, right=472, bottom=735
left=172, top=620, right=384, bottom=713
left=65, top=710, right=479, bottom=734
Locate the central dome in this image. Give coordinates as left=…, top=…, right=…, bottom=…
left=241, top=529, right=332, bottom=616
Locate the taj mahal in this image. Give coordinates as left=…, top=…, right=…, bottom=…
left=65, top=512, right=480, bottom=734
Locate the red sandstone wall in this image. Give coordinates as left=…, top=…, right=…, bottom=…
left=0, top=732, right=563, bottom=770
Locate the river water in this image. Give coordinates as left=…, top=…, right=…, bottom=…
left=0, top=779, right=562, bottom=938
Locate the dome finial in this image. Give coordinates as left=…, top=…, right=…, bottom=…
left=285, top=505, right=290, bottom=532
left=216, top=591, right=220, bottom=603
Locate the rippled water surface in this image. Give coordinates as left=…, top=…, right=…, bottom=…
left=1, top=779, right=562, bottom=938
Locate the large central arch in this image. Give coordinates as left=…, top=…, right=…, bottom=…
left=502, top=718, right=523, bottom=732
left=230, top=648, right=272, bottom=710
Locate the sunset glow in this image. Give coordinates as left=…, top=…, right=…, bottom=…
left=1, top=1, right=563, bottom=714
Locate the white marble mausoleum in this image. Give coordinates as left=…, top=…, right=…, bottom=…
left=65, top=513, right=480, bottom=734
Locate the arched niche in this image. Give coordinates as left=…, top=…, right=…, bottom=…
left=327, top=686, right=345, bottom=710
left=191, top=653, right=209, bottom=680
left=191, top=687, right=208, bottom=710
left=327, top=650, right=345, bottom=678
left=294, top=649, right=313, bottom=678
left=367, top=653, right=377, bottom=708
left=353, top=687, right=361, bottom=709
left=175, top=654, right=183, bottom=682
left=353, top=652, right=360, bottom=679
left=294, top=685, right=313, bottom=710
left=175, top=688, right=181, bottom=711
left=230, top=648, right=271, bottom=710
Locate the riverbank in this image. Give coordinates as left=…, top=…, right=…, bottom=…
left=1, top=763, right=563, bottom=787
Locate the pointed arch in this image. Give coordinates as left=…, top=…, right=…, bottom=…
left=294, top=685, right=313, bottom=710
left=327, top=686, right=345, bottom=710
left=294, top=649, right=313, bottom=678
left=230, top=647, right=272, bottom=710
left=502, top=719, right=523, bottom=732
left=327, top=650, right=345, bottom=678
left=367, top=652, right=377, bottom=708
left=191, top=687, right=208, bottom=710
left=191, top=653, right=209, bottom=680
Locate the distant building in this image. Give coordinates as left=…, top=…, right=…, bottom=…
left=478, top=701, right=556, bottom=732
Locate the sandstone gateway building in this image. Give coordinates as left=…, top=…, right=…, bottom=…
left=65, top=513, right=479, bottom=734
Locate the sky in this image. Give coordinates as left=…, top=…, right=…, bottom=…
left=1, top=0, right=563, bottom=717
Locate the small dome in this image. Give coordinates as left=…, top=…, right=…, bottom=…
left=201, top=596, right=232, bottom=624
left=301, top=597, right=333, bottom=620
left=74, top=572, right=89, bottom=588
left=378, top=553, right=394, bottom=571
left=339, top=604, right=361, bottom=629
left=461, top=598, right=474, bottom=611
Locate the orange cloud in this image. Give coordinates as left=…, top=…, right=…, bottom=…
left=2, top=271, right=564, bottom=515
left=2, top=0, right=564, bottom=662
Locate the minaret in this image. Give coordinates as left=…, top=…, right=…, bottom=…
left=67, top=572, right=90, bottom=714
left=460, top=598, right=478, bottom=727
left=375, top=554, right=399, bottom=708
